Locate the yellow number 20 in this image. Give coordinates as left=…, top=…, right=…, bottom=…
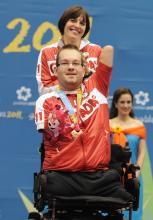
left=3, top=17, right=92, bottom=53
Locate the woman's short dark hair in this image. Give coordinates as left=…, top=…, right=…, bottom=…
left=109, top=87, right=135, bottom=119
left=58, top=5, right=90, bottom=38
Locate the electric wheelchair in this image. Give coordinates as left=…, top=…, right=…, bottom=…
left=28, top=143, right=140, bottom=220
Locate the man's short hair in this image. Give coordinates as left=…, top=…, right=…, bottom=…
left=56, top=44, right=84, bottom=67
left=58, top=5, right=90, bottom=38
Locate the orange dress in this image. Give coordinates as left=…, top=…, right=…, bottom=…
left=110, top=125, right=146, bottom=148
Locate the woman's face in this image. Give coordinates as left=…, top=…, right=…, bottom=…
left=64, top=15, right=86, bottom=40
left=115, top=93, right=133, bottom=116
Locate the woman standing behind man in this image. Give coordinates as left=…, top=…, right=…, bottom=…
left=36, top=5, right=102, bottom=95
left=109, top=87, right=146, bottom=220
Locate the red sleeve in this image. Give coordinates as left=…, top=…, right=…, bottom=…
left=91, top=62, right=112, bottom=97
left=36, top=46, right=58, bottom=95
left=35, top=94, right=55, bottom=130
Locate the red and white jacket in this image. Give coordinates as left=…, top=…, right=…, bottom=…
left=36, top=39, right=102, bottom=95
left=35, top=62, right=112, bottom=172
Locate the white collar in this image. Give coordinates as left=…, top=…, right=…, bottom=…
left=57, top=38, right=90, bottom=50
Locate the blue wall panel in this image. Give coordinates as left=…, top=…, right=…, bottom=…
left=0, top=0, right=153, bottom=219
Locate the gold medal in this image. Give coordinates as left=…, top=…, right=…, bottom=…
left=70, top=113, right=77, bottom=124
left=71, top=129, right=82, bottom=139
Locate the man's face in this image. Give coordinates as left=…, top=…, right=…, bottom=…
left=56, top=49, right=85, bottom=90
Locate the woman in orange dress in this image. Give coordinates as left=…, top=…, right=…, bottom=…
left=109, top=87, right=146, bottom=220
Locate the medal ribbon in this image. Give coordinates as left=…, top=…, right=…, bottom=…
left=56, top=86, right=82, bottom=128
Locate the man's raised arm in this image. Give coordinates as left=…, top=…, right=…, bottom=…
left=99, top=45, right=114, bottom=67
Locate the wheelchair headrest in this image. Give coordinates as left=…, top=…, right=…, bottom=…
left=110, top=144, right=132, bottom=164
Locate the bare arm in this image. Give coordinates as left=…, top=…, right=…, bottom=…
left=136, top=139, right=146, bottom=177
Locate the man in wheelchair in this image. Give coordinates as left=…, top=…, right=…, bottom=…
left=32, top=44, right=136, bottom=220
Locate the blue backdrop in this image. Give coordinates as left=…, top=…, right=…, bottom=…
left=1, top=0, right=153, bottom=219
